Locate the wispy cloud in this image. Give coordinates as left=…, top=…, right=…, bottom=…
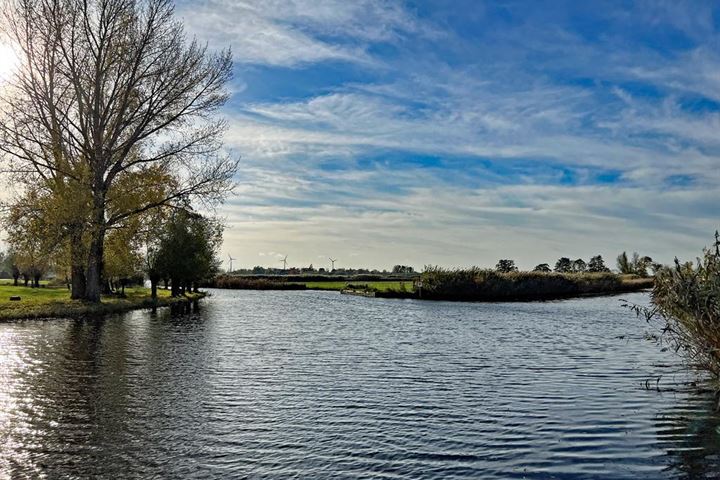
left=179, top=0, right=720, bottom=269
left=177, top=0, right=431, bottom=67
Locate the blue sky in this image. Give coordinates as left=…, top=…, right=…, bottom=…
left=177, top=0, right=720, bottom=271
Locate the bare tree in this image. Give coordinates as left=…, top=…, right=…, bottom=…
left=1, top=0, right=237, bottom=301
left=0, top=1, right=91, bottom=297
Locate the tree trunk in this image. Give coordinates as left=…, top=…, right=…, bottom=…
left=33, top=275, right=40, bottom=288
left=84, top=196, right=106, bottom=303
left=71, top=264, right=87, bottom=299
left=171, top=279, right=179, bottom=297
left=13, top=275, right=18, bottom=286
left=70, top=230, right=86, bottom=300
left=150, top=279, right=158, bottom=299
left=23, top=275, right=29, bottom=287
left=85, top=235, right=104, bottom=302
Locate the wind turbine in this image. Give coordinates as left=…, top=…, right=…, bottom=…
left=281, top=255, right=288, bottom=270
left=329, top=257, right=337, bottom=271
left=227, top=254, right=236, bottom=272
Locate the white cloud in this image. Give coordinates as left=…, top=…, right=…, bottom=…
left=225, top=80, right=719, bottom=183
left=177, top=0, right=430, bottom=67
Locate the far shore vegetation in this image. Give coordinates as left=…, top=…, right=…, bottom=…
left=205, top=254, right=655, bottom=301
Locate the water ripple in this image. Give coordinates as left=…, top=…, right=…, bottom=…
left=1, top=290, right=719, bottom=478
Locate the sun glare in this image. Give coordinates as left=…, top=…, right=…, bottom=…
left=0, top=44, right=20, bottom=81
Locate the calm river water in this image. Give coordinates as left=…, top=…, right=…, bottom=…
left=1, top=290, right=719, bottom=479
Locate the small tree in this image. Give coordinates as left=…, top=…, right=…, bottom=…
left=154, top=211, right=222, bottom=297
left=4, top=200, right=54, bottom=288
left=588, top=255, right=610, bottom=272
left=495, top=259, right=518, bottom=273
left=617, top=252, right=632, bottom=274
left=533, top=263, right=551, bottom=273
left=631, top=253, right=654, bottom=277
left=1, top=251, right=20, bottom=286
left=554, top=257, right=572, bottom=273
left=572, top=259, right=587, bottom=273
left=618, top=251, right=653, bottom=276
left=105, top=226, right=144, bottom=296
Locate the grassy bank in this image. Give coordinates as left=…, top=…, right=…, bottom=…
left=212, top=276, right=307, bottom=290
left=0, top=284, right=204, bottom=321
left=406, top=268, right=653, bottom=301
left=209, top=275, right=413, bottom=292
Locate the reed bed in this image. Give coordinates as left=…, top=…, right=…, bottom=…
left=414, top=267, right=652, bottom=301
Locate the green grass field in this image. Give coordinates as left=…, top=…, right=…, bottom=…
left=0, top=283, right=197, bottom=320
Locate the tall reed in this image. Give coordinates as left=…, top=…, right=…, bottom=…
left=419, top=266, right=646, bottom=301
left=646, top=233, right=720, bottom=379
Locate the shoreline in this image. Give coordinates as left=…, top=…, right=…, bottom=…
left=0, top=291, right=206, bottom=322
left=373, top=284, right=653, bottom=302
left=206, top=276, right=654, bottom=302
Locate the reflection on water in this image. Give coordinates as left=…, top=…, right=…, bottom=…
left=658, top=393, right=720, bottom=479
left=0, top=290, right=719, bottom=479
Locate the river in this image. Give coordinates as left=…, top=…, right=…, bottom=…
left=1, top=290, right=719, bottom=479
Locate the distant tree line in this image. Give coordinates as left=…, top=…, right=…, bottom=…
left=494, top=255, right=612, bottom=274
left=547, top=255, right=610, bottom=274
left=494, top=253, right=657, bottom=277
left=232, top=265, right=416, bottom=276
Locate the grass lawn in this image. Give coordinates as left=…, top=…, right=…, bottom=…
left=0, top=284, right=201, bottom=320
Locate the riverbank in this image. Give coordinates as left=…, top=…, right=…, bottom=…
left=207, top=275, right=414, bottom=292
left=403, top=270, right=654, bottom=302
left=0, top=284, right=205, bottom=321
left=205, top=271, right=653, bottom=302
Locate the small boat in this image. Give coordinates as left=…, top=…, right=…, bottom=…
left=340, top=288, right=376, bottom=297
